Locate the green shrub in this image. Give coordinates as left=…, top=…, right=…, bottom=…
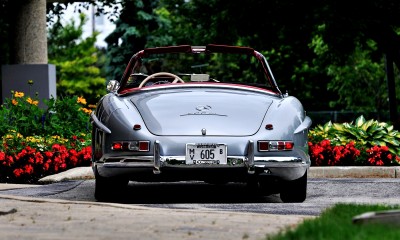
left=309, top=115, right=400, bottom=156
left=309, top=116, right=400, bottom=166
left=0, top=86, right=94, bottom=183
left=0, top=88, right=94, bottom=139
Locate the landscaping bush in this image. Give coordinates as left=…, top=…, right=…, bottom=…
left=0, top=86, right=94, bottom=183
left=309, top=115, right=400, bottom=166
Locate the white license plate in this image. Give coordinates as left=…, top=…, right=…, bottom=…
left=185, top=143, right=227, bottom=165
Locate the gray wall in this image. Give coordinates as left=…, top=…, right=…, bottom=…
left=1, top=64, right=57, bottom=108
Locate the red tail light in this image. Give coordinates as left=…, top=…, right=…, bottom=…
left=112, top=142, right=123, bottom=150
left=111, top=141, right=150, bottom=152
left=138, top=141, right=150, bottom=151
left=258, top=141, right=294, bottom=152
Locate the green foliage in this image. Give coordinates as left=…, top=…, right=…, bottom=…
left=0, top=85, right=93, bottom=183
left=0, top=86, right=93, bottom=140
left=310, top=115, right=400, bottom=156
left=268, top=203, right=400, bottom=240
left=48, top=13, right=106, bottom=104
left=105, top=0, right=161, bottom=80
left=327, top=42, right=387, bottom=112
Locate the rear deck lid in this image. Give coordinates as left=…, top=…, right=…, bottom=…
left=130, top=88, right=274, bottom=136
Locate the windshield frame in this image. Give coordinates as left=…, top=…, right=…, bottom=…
left=117, top=44, right=282, bottom=96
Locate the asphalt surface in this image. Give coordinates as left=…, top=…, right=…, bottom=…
left=0, top=166, right=399, bottom=240
left=37, top=165, right=400, bottom=184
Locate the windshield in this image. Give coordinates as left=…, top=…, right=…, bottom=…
left=120, top=45, right=279, bottom=93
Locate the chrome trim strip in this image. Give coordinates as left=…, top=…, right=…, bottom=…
left=136, top=84, right=279, bottom=97
left=103, top=156, right=154, bottom=163
left=101, top=155, right=304, bottom=164
left=100, top=153, right=306, bottom=172
left=90, top=112, right=111, bottom=134
left=294, top=116, right=312, bottom=134
left=254, top=156, right=304, bottom=163
left=247, top=140, right=255, bottom=174
left=153, top=140, right=161, bottom=174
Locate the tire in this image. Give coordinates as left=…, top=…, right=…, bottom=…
left=280, top=171, right=307, bottom=203
left=94, top=168, right=128, bottom=201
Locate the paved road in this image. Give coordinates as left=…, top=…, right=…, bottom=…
left=2, top=178, right=400, bottom=216
left=1, top=178, right=399, bottom=239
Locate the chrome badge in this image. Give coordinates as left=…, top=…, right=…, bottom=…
left=180, top=105, right=227, bottom=117
left=196, top=105, right=212, bottom=112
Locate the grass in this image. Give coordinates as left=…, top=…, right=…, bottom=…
left=267, top=203, right=400, bottom=240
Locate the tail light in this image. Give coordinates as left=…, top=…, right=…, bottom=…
left=258, top=141, right=294, bottom=152
left=112, top=141, right=150, bottom=152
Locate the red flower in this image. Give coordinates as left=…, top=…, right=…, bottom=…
left=6, top=156, right=14, bottom=166
left=24, top=164, right=34, bottom=175
left=35, top=152, right=44, bottom=165
left=45, top=151, right=53, bottom=158
left=13, top=168, right=24, bottom=178
left=43, top=162, right=50, bottom=171
left=52, top=144, right=61, bottom=151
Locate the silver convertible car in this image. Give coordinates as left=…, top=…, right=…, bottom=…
left=91, top=44, right=312, bottom=202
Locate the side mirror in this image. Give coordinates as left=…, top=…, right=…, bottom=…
left=106, top=80, right=120, bottom=93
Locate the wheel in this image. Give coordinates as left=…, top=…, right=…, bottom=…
left=138, top=72, right=184, bottom=88
left=94, top=167, right=128, bottom=201
left=280, top=171, right=307, bottom=203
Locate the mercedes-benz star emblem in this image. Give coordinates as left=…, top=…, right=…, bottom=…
left=196, top=105, right=212, bottom=112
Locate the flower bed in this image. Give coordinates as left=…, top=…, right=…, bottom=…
left=0, top=134, right=91, bottom=183
left=308, top=139, right=399, bottom=166
left=308, top=116, right=400, bottom=166
left=0, top=87, right=93, bottom=183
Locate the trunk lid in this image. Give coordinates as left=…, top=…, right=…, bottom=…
left=130, top=88, right=274, bottom=136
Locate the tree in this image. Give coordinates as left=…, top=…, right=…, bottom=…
left=48, top=13, right=106, bottom=104
left=3, top=0, right=400, bottom=123
left=104, top=0, right=162, bottom=80
left=154, top=0, right=400, bottom=122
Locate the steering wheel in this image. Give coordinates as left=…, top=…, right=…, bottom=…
left=138, top=72, right=184, bottom=88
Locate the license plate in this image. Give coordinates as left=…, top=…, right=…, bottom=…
left=185, top=143, right=227, bottom=165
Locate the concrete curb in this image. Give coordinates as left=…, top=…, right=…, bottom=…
left=309, top=166, right=400, bottom=178
left=38, top=166, right=94, bottom=183
left=36, top=166, right=400, bottom=184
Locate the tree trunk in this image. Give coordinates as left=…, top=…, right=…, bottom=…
left=385, top=54, right=399, bottom=129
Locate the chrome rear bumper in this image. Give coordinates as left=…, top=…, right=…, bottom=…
left=94, top=140, right=309, bottom=181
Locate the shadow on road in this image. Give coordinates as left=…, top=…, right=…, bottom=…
left=107, top=181, right=282, bottom=204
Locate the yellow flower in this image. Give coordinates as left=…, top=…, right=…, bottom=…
left=14, top=91, right=24, bottom=98
left=4, top=134, right=13, bottom=139
left=12, top=99, right=18, bottom=106
left=80, top=107, right=92, bottom=115
left=26, top=136, right=37, bottom=143
left=88, top=104, right=97, bottom=109
left=77, top=96, right=87, bottom=105
left=26, top=98, right=39, bottom=106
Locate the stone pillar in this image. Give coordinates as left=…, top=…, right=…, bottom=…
left=11, top=0, right=48, bottom=64
left=1, top=0, right=56, bottom=106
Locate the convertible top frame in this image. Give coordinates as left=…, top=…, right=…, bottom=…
left=118, top=44, right=283, bottom=96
